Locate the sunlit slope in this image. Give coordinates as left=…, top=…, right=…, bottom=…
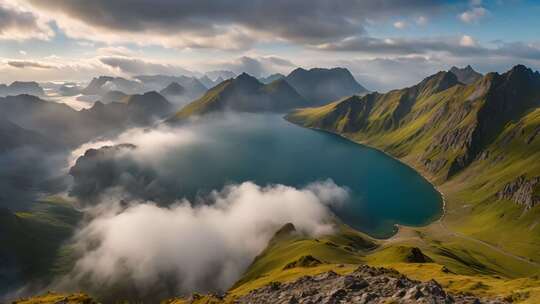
left=171, top=74, right=308, bottom=120
left=171, top=223, right=540, bottom=303
left=287, top=64, right=540, bottom=264
left=14, top=221, right=540, bottom=302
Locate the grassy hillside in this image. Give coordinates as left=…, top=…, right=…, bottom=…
left=0, top=196, right=81, bottom=292
left=12, top=65, right=540, bottom=302
left=286, top=65, right=540, bottom=274
left=170, top=73, right=308, bottom=120
left=12, top=292, right=96, bottom=304
left=159, top=221, right=540, bottom=303
left=13, top=220, right=540, bottom=302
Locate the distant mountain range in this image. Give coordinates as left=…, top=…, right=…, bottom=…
left=100, top=90, right=128, bottom=103
left=259, top=73, right=285, bottom=84
left=0, top=119, right=52, bottom=153
left=199, top=75, right=227, bottom=88
left=449, top=65, right=483, bottom=84
left=159, top=82, right=185, bottom=97
left=204, top=70, right=236, bottom=81
left=82, top=76, right=144, bottom=95
left=285, top=67, right=368, bottom=105
left=0, top=81, right=45, bottom=97
left=134, top=74, right=208, bottom=102
left=170, top=73, right=308, bottom=120
left=0, top=92, right=173, bottom=147
left=170, top=67, right=369, bottom=119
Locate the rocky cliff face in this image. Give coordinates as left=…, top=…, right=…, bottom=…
left=450, top=65, right=483, bottom=84
left=497, top=175, right=540, bottom=210
left=232, top=266, right=506, bottom=304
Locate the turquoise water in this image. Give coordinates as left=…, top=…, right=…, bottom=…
left=163, top=114, right=443, bottom=237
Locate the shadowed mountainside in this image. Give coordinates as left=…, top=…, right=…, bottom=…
left=285, top=67, right=368, bottom=105
left=0, top=92, right=172, bottom=147
left=171, top=73, right=308, bottom=120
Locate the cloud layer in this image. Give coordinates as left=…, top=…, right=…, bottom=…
left=57, top=180, right=348, bottom=300
left=0, top=2, right=53, bottom=41
left=19, top=0, right=447, bottom=49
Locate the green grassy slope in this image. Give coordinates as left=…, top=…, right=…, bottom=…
left=286, top=65, right=540, bottom=265
left=157, top=222, right=540, bottom=303
left=170, top=74, right=308, bottom=120
left=0, top=196, right=81, bottom=288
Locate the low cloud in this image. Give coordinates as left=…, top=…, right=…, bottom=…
left=393, top=21, right=407, bottom=29
left=56, top=180, right=347, bottom=300
left=54, top=113, right=350, bottom=300
left=316, top=35, right=486, bottom=57
left=211, top=56, right=295, bottom=78
left=0, top=2, right=53, bottom=41
left=99, top=56, right=197, bottom=76
left=459, top=6, right=487, bottom=23
left=7, top=60, right=55, bottom=69
left=340, top=56, right=445, bottom=92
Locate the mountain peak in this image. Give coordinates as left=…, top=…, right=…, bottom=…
left=233, top=72, right=262, bottom=89
left=285, top=67, right=367, bottom=105
left=417, top=70, right=460, bottom=96
left=502, top=64, right=540, bottom=86
left=236, top=72, right=258, bottom=81
left=449, top=65, right=482, bottom=84
left=160, top=82, right=185, bottom=96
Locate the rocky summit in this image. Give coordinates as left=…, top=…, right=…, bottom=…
left=233, top=266, right=507, bottom=304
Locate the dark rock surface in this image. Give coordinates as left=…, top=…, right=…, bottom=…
left=450, top=65, right=483, bottom=84
left=497, top=175, right=540, bottom=210
left=234, top=266, right=508, bottom=304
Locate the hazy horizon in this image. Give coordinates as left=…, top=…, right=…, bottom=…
left=1, top=0, right=540, bottom=91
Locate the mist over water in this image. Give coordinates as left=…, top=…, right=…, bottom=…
left=1, top=113, right=442, bottom=301
left=69, top=113, right=442, bottom=236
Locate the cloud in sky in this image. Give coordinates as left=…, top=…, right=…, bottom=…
left=393, top=21, right=407, bottom=29
left=1, top=0, right=539, bottom=92
left=7, top=60, right=55, bottom=69
left=17, top=0, right=448, bottom=49
left=207, top=56, right=295, bottom=78
left=459, top=6, right=488, bottom=23
left=459, top=35, right=477, bottom=47
left=99, top=56, right=197, bottom=76
left=0, top=2, right=53, bottom=41
left=315, top=35, right=487, bottom=56
left=415, top=16, right=429, bottom=26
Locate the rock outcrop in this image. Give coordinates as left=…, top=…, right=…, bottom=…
left=450, top=65, right=483, bottom=84
left=497, top=175, right=540, bottom=210
left=234, top=265, right=507, bottom=304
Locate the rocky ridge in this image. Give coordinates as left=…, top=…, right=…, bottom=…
left=231, top=265, right=507, bottom=304
left=497, top=175, right=540, bottom=210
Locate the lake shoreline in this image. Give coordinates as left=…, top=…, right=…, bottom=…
left=282, top=116, right=447, bottom=241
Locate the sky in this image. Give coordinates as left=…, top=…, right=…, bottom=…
left=0, top=0, right=539, bottom=91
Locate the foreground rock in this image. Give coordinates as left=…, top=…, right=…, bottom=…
left=235, top=265, right=507, bottom=304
